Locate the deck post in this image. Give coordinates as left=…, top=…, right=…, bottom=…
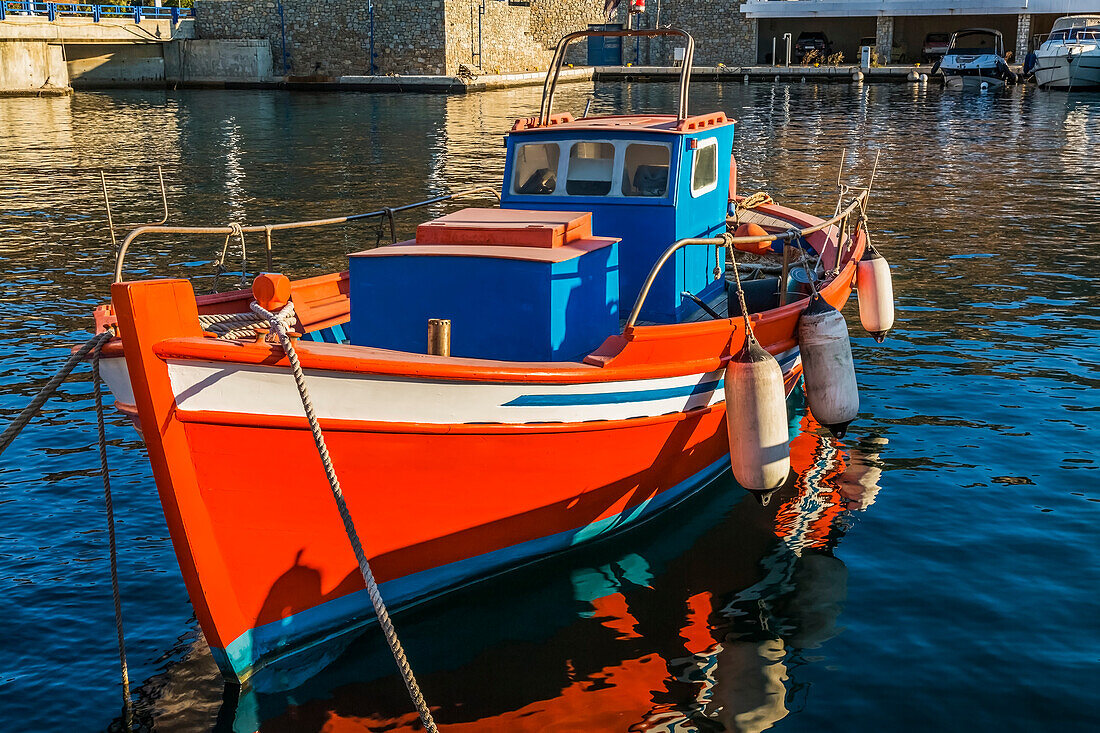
left=427, top=319, right=451, bottom=357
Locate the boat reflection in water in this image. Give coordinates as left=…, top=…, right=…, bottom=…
left=122, top=415, right=887, bottom=732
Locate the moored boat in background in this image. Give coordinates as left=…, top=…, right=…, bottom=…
left=935, top=28, right=1017, bottom=90
left=1031, top=15, right=1100, bottom=90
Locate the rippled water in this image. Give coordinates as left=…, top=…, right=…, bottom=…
left=1, top=82, right=1097, bottom=731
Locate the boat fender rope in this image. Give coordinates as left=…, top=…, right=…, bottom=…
left=211, top=222, right=248, bottom=293
left=0, top=330, right=115, bottom=457
left=250, top=301, right=438, bottom=733
left=724, top=235, right=758, bottom=341
left=92, top=336, right=134, bottom=732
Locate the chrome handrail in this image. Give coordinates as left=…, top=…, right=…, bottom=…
left=623, top=189, right=869, bottom=330
left=112, top=186, right=501, bottom=283
left=539, top=28, right=695, bottom=126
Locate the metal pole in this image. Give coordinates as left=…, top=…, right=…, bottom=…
left=772, top=36, right=776, bottom=66
left=369, top=0, right=375, bottom=75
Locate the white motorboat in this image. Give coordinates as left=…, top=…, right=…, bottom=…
left=934, top=28, right=1016, bottom=90
left=1030, top=15, right=1100, bottom=90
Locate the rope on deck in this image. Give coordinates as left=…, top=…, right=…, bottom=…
left=198, top=302, right=296, bottom=340
left=250, top=300, right=438, bottom=733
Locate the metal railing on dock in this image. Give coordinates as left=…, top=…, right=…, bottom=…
left=0, top=2, right=191, bottom=23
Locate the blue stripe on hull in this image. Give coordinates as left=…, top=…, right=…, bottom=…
left=505, top=379, right=724, bottom=407
left=211, top=455, right=731, bottom=683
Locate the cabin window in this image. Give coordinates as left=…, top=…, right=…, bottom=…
left=566, top=142, right=615, bottom=196
left=690, top=137, right=718, bottom=197
left=621, top=143, right=670, bottom=197
left=513, top=143, right=560, bottom=195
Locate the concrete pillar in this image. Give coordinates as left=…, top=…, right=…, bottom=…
left=1015, top=14, right=1032, bottom=60
left=0, top=40, right=71, bottom=95
left=876, top=15, right=893, bottom=65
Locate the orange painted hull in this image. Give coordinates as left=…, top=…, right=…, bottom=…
left=104, top=225, right=863, bottom=683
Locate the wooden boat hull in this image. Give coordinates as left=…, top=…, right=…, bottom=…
left=103, top=223, right=862, bottom=685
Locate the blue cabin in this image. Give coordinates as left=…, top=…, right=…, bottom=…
left=502, top=113, right=735, bottom=324
left=347, top=111, right=736, bottom=362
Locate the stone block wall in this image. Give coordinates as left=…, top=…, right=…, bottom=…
left=195, top=0, right=446, bottom=76
left=443, top=1, right=617, bottom=75
left=195, top=0, right=759, bottom=77
left=652, top=0, right=757, bottom=67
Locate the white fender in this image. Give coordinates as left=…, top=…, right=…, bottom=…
left=724, top=336, right=791, bottom=491
left=856, top=252, right=895, bottom=342
left=798, top=295, right=859, bottom=438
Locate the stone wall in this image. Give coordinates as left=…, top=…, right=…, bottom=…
left=443, top=1, right=616, bottom=76
left=195, top=0, right=759, bottom=77
left=652, top=0, right=757, bottom=66
left=195, top=0, right=446, bottom=76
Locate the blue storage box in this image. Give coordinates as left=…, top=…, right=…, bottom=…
left=347, top=209, right=620, bottom=362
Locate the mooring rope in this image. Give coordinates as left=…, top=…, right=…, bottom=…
left=250, top=301, right=438, bottom=733
left=0, top=330, right=134, bottom=729
left=91, top=336, right=133, bottom=732
left=0, top=331, right=114, bottom=457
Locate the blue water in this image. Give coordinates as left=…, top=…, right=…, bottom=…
left=0, top=82, right=1097, bottom=731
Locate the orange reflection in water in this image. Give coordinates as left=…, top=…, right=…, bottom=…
left=275, top=415, right=884, bottom=733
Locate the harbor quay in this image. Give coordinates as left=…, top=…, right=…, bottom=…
left=2, top=0, right=1098, bottom=94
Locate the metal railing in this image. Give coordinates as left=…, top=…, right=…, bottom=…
left=0, top=2, right=192, bottom=23
left=113, top=186, right=502, bottom=283
left=622, top=188, right=870, bottom=330
left=539, top=28, right=695, bottom=126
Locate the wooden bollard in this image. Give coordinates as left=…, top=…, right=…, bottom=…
left=427, top=319, right=451, bottom=357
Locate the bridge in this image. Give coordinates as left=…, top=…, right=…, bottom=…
left=0, top=3, right=269, bottom=93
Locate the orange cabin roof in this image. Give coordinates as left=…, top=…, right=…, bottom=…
left=509, top=112, right=734, bottom=135
left=415, top=208, right=592, bottom=248
left=350, top=208, right=619, bottom=264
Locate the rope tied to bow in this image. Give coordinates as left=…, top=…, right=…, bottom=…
left=249, top=300, right=438, bottom=733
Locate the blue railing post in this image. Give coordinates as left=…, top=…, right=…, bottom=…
left=132, top=4, right=140, bottom=23
left=93, top=4, right=100, bottom=21
left=46, top=2, right=55, bottom=20
left=23, top=0, right=31, bottom=14
left=170, top=6, right=178, bottom=23
left=0, top=3, right=6, bottom=22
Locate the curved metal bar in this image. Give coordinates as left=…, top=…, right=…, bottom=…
left=623, top=236, right=726, bottom=330
left=540, top=28, right=695, bottom=125
left=624, top=190, right=870, bottom=330
left=113, top=185, right=501, bottom=283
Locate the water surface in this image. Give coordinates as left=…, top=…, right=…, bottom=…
left=0, top=81, right=1097, bottom=731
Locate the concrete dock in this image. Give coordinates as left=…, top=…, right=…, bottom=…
left=185, top=64, right=935, bottom=94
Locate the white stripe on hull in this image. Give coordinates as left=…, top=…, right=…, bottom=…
left=162, top=350, right=801, bottom=425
